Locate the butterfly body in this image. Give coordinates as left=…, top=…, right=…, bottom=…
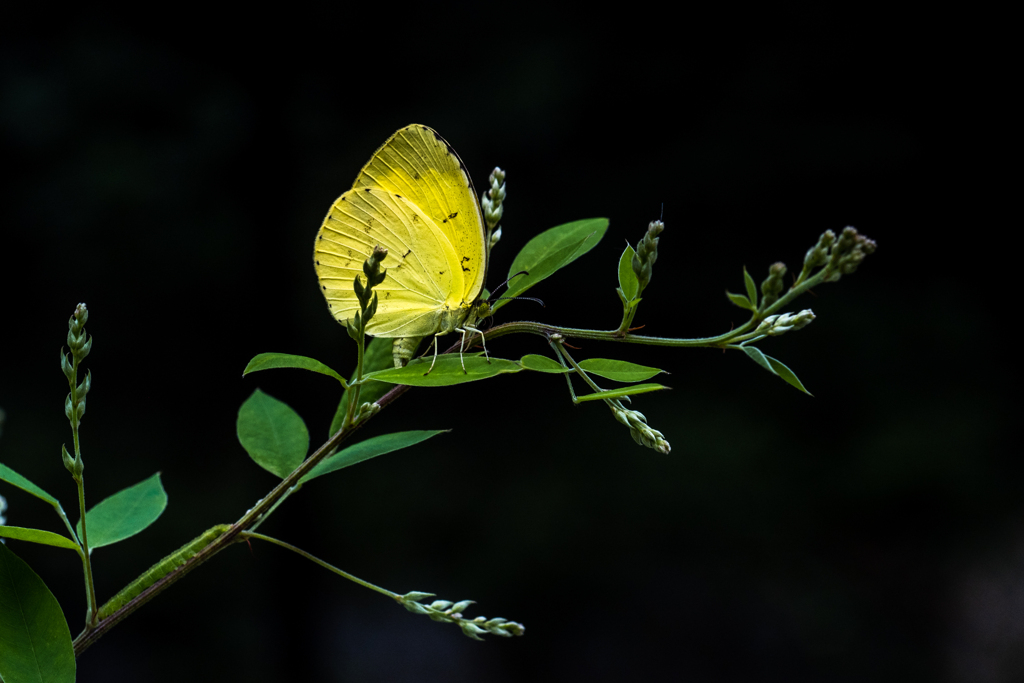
left=314, top=125, right=489, bottom=368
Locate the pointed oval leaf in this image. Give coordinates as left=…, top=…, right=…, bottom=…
left=518, top=354, right=569, bottom=373
left=725, top=290, right=755, bottom=311
left=0, top=463, right=61, bottom=509
left=237, top=389, right=310, bottom=479
left=577, top=359, right=666, bottom=382
left=743, top=267, right=758, bottom=309
left=762, top=353, right=813, bottom=395
left=0, top=543, right=76, bottom=683
left=618, top=244, right=639, bottom=301
left=494, top=218, right=609, bottom=312
left=243, top=353, right=345, bottom=384
left=302, top=430, right=449, bottom=483
left=740, top=345, right=776, bottom=374
left=78, top=472, right=168, bottom=549
left=0, top=527, right=79, bottom=551
left=740, top=347, right=812, bottom=395
left=574, top=383, right=670, bottom=402
left=363, top=355, right=522, bottom=387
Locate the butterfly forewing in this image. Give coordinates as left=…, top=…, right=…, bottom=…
left=353, top=125, right=487, bottom=305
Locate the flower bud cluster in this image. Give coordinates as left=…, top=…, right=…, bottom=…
left=347, top=246, right=388, bottom=340
left=60, top=304, right=92, bottom=477
left=612, top=406, right=671, bottom=454
left=760, top=262, right=787, bottom=308
left=631, top=220, right=664, bottom=294
left=400, top=591, right=525, bottom=640
left=825, top=226, right=877, bottom=281
left=481, top=167, right=506, bottom=232
left=355, top=401, right=381, bottom=424
left=756, top=309, right=815, bottom=336
left=61, top=304, right=93, bottom=430
left=800, top=226, right=876, bottom=283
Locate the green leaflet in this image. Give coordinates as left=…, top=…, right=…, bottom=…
left=0, top=526, right=79, bottom=551
left=0, top=542, right=76, bottom=683
left=362, top=355, right=522, bottom=387
left=77, top=472, right=167, bottom=550
left=494, top=218, right=609, bottom=312
left=237, top=389, right=310, bottom=478
left=243, top=353, right=345, bottom=384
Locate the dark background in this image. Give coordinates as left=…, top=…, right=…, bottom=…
left=1, top=9, right=1013, bottom=682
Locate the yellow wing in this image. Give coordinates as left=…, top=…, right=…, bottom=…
left=313, top=125, right=487, bottom=338
left=353, top=124, right=487, bottom=303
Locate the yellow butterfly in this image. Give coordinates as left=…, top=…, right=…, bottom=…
left=313, top=124, right=490, bottom=370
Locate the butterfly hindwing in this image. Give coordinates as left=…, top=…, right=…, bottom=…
left=315, top=187, right=466, bottom=337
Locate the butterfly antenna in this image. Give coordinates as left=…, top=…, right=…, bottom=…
left=490, top=296, right=545, bottom=307
left=487, top=270, right=529, bottom=299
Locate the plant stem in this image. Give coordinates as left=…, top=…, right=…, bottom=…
left=69, top=354, right=98, bottom=627
left=240, top=531, right=399, bottom=600
left=72, top=256, right=832, bottom=656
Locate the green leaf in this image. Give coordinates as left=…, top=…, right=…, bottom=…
left=725, top=290, right=755, bottom=311
left=0, top=543, right=76, bottom=683
left=78, top=473, right=168, bottom=550
left=618, top=244, right=639, bottom=301
left=332, top=336, right=407, bottom=437
left=740, top=347, right=812, bottom=395
left=363, top=355, right=522, bottom=387
left=743, top=267, right=758, bottom=309
left=495, top=218, right=609, bottom=312
left=302, top=430, right=448, bottom=483
left=0, top=463, right=62, bottom=509
left=578, top=359, right=665, bottom=382
left=574, top=383, right=670, bottom=402
left=243, top=353, right=345, bottom=385
left=237, top=389, right=310, bottom=479
left=518, top=354, right=569, bottom=373
left=0, top=527, right=79, bottom=551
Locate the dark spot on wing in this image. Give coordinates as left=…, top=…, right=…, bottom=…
left=439, top=271, right=444, bottom=275
left=340, top=196, right=347, bottom=201
left=316, top=260, right=320, bottom=265
left=403, top=249, right=411, bottom=258
left=395, top=193, right=401, bottom=198
left=413, top=171, right=421, bottom=180
left=364, top=188, right=372, bottom=192
left=448, top=211, right=458, bottom=219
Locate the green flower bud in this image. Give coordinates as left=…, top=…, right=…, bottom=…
left=760, top=262, right=787, bottom=307
left=450, top=599, right=475, bottom=615
left=60, top=350, right=74, bottom=379
left=62, top=444, right=75, bottom=472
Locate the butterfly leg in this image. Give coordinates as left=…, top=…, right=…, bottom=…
left=457, top=328, right=469, bottom=373
left=424, top=335, right=442, bottom=375
left=459, top=326, right=490, bottom=364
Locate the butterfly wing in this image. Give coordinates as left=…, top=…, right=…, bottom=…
left=314, top=186, right=468, bottom=337
left=352, top=124, right=488, bottom=305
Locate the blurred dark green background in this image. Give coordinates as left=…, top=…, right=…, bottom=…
left=1, top=9, right=1013, bottom=682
